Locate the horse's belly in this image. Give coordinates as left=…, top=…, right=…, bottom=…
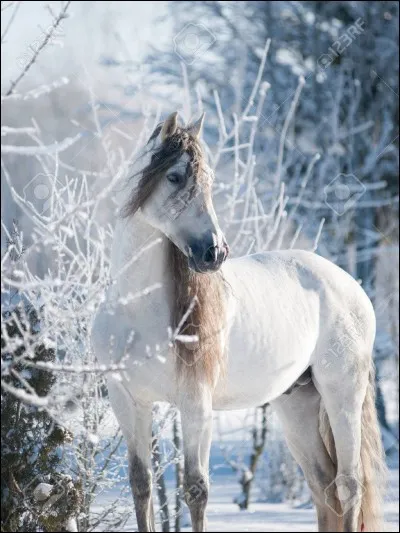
left=212, top=343, right=312, bottom=410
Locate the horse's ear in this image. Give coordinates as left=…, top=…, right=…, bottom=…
left=161, top=111, right=179, bottom=141
left=187, top=112, right=205, bottom=139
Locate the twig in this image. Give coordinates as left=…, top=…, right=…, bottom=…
left=311, top=218, right=325, bottom=252
left=274, top=76, right=305, bottom=186
left=1, top=133, right=81, bottom=155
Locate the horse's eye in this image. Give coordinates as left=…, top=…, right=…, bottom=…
left=167, top=172, right=181, bottom=185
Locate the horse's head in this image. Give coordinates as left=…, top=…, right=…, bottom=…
left=122, top=111, right=229, bottom=273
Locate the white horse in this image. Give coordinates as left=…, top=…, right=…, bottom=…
left=91, top=112, right=386, bottom=532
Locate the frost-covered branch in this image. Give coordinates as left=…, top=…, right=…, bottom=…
left=4, top=1, right=71, bottom=96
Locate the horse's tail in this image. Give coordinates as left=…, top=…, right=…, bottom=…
left=358, top=364, right=387, bottom=530
left=319, top=361, right=387, bottom=531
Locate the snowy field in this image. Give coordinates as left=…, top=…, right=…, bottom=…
left=89, top=408, right=399, bottom=532
left=95, top=466, right=399, bottom=532
left=92, top=433, right=399, bottom=532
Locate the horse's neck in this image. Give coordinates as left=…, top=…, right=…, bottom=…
left=111, top=214, right=172, bottom=306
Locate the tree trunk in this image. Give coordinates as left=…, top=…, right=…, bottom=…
left=173, top=416, right=184, bottom=532
left=238, top=404, right=268, bottom=510
left=152, top=433, right=170, bottom=532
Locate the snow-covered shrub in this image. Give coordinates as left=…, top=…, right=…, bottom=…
left=1, top=304, right=79, bottom=532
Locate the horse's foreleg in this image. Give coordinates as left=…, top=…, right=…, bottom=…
left=272, top=379, right=340, bottom=532
left=179, top=390, right=213, bottom=532
left=107, top=381, right=155, bottom=532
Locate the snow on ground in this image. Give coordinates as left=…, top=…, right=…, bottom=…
left=94, top=466, right=399, bottom=532
left=192, top=468, right=398, bottom=532
left=92, top=409, right=399, bottom=531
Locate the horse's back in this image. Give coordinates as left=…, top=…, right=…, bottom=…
left=228, top=249, right=375, bottom=343
left=225, top=248, right=374, bottom=321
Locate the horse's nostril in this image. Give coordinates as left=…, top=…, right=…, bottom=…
left=204, top=246, right=217, bottom=264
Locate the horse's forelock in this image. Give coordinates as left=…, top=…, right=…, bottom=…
left=121, top=126, right=206, bottom=218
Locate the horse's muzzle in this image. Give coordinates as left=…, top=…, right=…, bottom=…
left=187, top=237, right=229, bottom=273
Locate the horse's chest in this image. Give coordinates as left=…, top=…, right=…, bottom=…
left=92, top=298, right=176, bottom=401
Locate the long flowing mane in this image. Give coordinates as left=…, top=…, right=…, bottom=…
left=122, top=124, right=226, bottom=386
left=168, top=242, right=226, bottom=387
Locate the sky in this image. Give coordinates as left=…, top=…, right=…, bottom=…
left=1, top=1, right=171, bottom=93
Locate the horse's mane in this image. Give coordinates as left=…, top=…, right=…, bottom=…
left=168, top=241, right=226, bottom=388
left=121, top=124, right=226, bottom=387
